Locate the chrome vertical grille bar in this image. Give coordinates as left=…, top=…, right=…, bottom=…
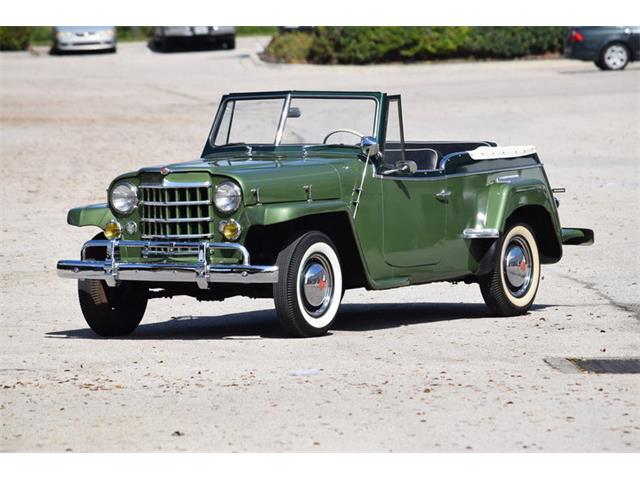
left=138, top=181, right=213, bottom=256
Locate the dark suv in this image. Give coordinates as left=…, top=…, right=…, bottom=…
left=565, top=27, right=640, bottom=70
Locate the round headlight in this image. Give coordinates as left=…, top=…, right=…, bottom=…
left=214, top=181, right=242, bottom=214
left=110, top=182, right=138, bottom=215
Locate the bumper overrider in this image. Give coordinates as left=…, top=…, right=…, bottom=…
left=57, top=239, right=278, bottom=289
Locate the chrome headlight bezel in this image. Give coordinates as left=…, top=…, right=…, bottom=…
left=214, top=181, right=242, bottom=214
left=110, top=181, right=138, bottom=215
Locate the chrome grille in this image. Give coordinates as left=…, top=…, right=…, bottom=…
left=139, top=182, right=212, bottom=256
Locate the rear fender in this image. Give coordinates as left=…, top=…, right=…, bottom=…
left=483, top=179, right=563, bottom=263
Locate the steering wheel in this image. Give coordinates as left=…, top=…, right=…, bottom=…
left=322, top=129, right=365, bottom=144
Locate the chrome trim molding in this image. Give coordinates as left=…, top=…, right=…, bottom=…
left=57, top=239, right=278, bottom=289
left=140, top=200, right=210, bottom=207
left=139, top=181, right=211, bottom=189
left=373, top=164, right=542, bottom=182
left=495, top=174, right=520, bottom=184
left=463, top=228, right=500, bottom=239
left=468, top=145, right=536, bottom=160
left=141, top=216, right=211, bottom=224
left=141, top=233, right=213, bottom=240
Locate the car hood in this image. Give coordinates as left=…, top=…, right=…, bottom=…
left=114, top=151, right=360, bottom=206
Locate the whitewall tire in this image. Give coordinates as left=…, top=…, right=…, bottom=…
left=479, top=223, right=541, bottom=316
left=273, top=231, right=343, bottom=337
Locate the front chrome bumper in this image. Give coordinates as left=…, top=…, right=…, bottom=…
left=57, top=239, right=278, bottom=289
left=56, top=40, right=116, bottom=51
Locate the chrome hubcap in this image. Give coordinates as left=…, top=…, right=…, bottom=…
left=300, top=254, right=334, bottom=317
left=503, top=236, right=532, bottom=297
left=605, top=45, right=628, bottom=69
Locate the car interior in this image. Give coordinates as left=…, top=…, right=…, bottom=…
left=383, top=141, right=496, bottom=173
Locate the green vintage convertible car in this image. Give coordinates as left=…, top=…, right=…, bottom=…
left=57, top=90, right=593, bottom=337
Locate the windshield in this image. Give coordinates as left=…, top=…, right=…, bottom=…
left=211, top=96, right=378, bottom=147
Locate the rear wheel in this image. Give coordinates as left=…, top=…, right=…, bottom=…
left=479, top=223, right=541, bottom=316
left=273, top=231, right=343, bottom=337
left=599, top=43, right=630, bottom=70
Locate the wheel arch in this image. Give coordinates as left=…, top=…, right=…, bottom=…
left=600, top=39, right=633, bottom=55
left=505, top=205, right=562, bottom=264
left=244, top=211, right=371, bottom=289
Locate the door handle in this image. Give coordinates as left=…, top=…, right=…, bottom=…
left=434, top=189, right=451, bottom=201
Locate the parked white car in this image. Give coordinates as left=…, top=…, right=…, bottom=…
left=52, top=26, right=116, bottom=54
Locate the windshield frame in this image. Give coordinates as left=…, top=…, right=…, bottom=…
left=206, top=91, right=383, bottom=151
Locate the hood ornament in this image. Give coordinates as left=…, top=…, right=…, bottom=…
left=159, top=166, right=171, bottom=176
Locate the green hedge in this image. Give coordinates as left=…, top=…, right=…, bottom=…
left=236, top=26, right=278, bottom=36
left=261, top=31, right=314, bottom=63
left=0, top=27, right=33, bottom=51
left=463, top=27, right=566, bottom=58
left=265, top=27, right=567, bottom=64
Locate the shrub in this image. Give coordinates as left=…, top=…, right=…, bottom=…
left=265, top=26, right=567, bottom=64
left=463, top=27, right=566, bottom=58
left=29, top=27, right=52, bottom=45
left=0, top=27, right=33, bottom=51
left=236, top=26, right=278, bottom=36
left=308, top=27, right=470, bottom=64
left=263, top=32, right=314, bottom=63
left=117, top=27, right=154, bottom=41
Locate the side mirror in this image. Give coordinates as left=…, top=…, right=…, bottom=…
left=381, top=160, right=417, bottom=176
left=360, top=136, right=379, bottom=157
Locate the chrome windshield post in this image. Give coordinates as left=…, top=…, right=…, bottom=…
left=274, top=93, right=292, bottom=146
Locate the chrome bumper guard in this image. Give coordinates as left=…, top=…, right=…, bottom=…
left=57, top=239, right=279, bottom=289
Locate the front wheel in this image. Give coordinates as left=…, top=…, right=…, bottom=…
left=479, top=223, right=541, bottom=316
left=78, top=279, right=148, bottom=337
left=273, top=231, right=343, bottom=337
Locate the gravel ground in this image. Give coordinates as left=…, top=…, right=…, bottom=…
left=1, top=38, right=639, bottom=452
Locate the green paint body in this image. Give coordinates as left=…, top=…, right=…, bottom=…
left=66, top=91, right=592, bottom=290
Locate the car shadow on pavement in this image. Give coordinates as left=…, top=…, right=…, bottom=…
left=45, top=302, right=554, bottom=341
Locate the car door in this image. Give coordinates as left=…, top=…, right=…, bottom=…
left=381, top=172, right=447, bottom=267
left=379, top=97, right=446, bottom=267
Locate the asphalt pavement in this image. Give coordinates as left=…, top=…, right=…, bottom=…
left=1, top=37, right=639, bottom=452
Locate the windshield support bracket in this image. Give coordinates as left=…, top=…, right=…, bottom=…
left=274, top=93, right=292, bottom=146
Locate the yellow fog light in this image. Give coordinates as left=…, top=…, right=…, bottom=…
left=219, top=219, right=241, bottom=241
left=104, top=220, right=122, bottom=240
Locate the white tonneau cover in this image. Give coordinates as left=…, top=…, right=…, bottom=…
left=468, top=145, right=536, bottom=160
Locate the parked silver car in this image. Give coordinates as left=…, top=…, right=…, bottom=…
left=151, top=26, right=235, bottom=52
left=51, top=26, right=117, bottom=54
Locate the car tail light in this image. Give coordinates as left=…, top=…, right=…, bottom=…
left=570, top=29, right=584, bottom=42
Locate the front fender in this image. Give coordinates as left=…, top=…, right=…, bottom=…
left=245, top=200, right=352, bottom=225
left=67, top=203, right=113, bottom=229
